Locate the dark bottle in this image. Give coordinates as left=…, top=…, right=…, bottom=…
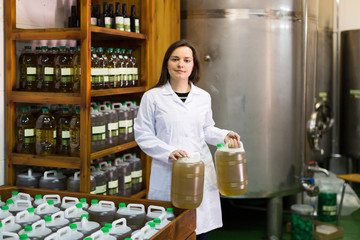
left=115, top=2, right=124, bottom=31
left=91, top=5, right=97, bottom=26
left=56, top=108, right=71, bottom=155
left=95, top=5, right=102, bottom=27
left=68, top=6, right=78, bottom=28
left=122, top=4, right=130, bottom=32
left=108, top=4, right=115, bottom=29
left=103, top=2, right=111, bottom=29
left=130, top=5, right=140, bottom=33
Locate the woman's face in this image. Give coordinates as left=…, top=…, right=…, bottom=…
left=167, top=46, right=194, bottom=82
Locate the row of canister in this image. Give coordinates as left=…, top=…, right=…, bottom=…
left=15, top=101, right=138, bottom=156
left=0, top=192, right=175, bottom=240
left=16, top=153, right=142, bottom=197
left=171, top=144, right=248, bottom=209
left=18, top=45, right=138, bottom=93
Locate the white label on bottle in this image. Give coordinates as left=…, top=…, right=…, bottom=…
left=132, top=170, right=142, bottom=178
left=134, top=68, right=138, bottom=74
left=135, top=19, right=140, bottom=33
left=24, top=129, right=35, bottom=137
left=127, top=120, right=133, bottom=127
left=92, top=125, right=105, bottom=134
left=91, top=68, right=102, bottom=75
left=99, top=68, right=108, bottom=75
left=27, top=67, right=36, bottom=74
left=103, top=75, right=109, bottom=82
left=53, top=131, right=57, bottom=138
left=124, top=68, right=129, bottom=75
left=96, top=185, right=106, bottom=194
left=105, top=17, right=111, bottom=25
left=108, top=122, right=118, bottom=130
left=119, top=68, right=126, bottom=74
left=44, top=67, right=54, bottom=75
left=108, top=180, right=118, bottom=189
left=124, top=18, right=131, bottom=31
left=119, top=120, right=127, bottom=127
left=115, top=16, right=124, bottom=30
left=91, top=18, right=97, bottom=26
left=62, top=131, right=70, bottom=139
left=125, top=175, right=132, bottom=183
left=61, top=68, right=74, bottom=76
left=108, top=68, right=117, bottom=75
left=128, top=127, right=133, bottom=133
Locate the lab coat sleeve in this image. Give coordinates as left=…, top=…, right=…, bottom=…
left=134, top=92, right=177, bottom=163
left=203, top=96, right=230, bottom=146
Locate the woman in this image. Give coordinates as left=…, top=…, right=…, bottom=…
left=134, top=39, right=241, bottom=239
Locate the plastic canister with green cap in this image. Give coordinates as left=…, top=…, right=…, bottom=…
left=215, top=142, right=248, bottom=196
left=42, top=195, right=61, bottom=208
left=60, top=196, right=79, bottom=211
left=18, top=219, right=52, bottom=239
left=115, top=203, right=145, bottom=231
left=291, top=204, right=315, bottom=240
left=0, top=205, right=13, bottom=220
left=64, top=203, right=88, bottom=223
left=15, top=208, right=40, bottom=227
left=171, top=153, right=204, bottom=209
left=33, top=195, right=44, bottom=208
left=88, top=200, right=116, bottom=226
left=44, top=211, right=69, bottom=232
left=16, top=168, right=42, bottom=188
left=165, top=208, right=175, bottom=221
left=56, top=224, right=84, bottom=240
left=106, top=218, right=132, bottom=239
left=0, top=231, right=20, bottom=240
left=1, top=216, right=21, bottom=233
left=74, top=214, right=100, bottom=236
left=35, top=200, right=60, bottom=218
left=145, top=205, right=165, bottom=222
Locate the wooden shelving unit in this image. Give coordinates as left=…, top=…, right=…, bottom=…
left=5, top=0, right=150, bottom=195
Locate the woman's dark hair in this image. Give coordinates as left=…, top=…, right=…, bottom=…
left=153, top=39, right=201, bottom=88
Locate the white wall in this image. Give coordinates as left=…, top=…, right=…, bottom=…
left=339, top=0, right=360, bottom=31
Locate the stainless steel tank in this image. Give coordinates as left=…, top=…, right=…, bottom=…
left=340, top=30, right=360, bottom=160
left=181, top=0, right=324, bottom=199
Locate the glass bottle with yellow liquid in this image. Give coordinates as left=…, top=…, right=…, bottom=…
left=96, top=47, right=108, bottom=89
left=56, top=108, right=71, bottom=155
left=35, top=107, right=57, bottom=155
left=106, top=48, right=118, bottom=88
left=37, top=46, right=56, bottom=92
left=55, top=46, right=74, bottom=92
left=215, top=143, right=248, bottom=196
left=69, top=108, right=80, bottom=157
left=19, top=46, right=37, bottom=91
left=16, top=106, right=36, bottom=154
left=91, top=47, right=100, bottom=89
left=72, top=46, right=81, bottom=93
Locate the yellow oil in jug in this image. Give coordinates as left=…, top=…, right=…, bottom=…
left=215, top=143, right=248, bottom=196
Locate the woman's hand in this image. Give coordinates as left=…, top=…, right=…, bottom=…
left=225, top=131, right=241, bottom=148
left=169, top=150, right=189, bottom=161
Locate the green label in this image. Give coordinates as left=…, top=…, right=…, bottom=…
left=92, top=133, right=105, bottom=141
left=61, top=76, right=72, bottom=83
left=91, top=76, right=100, bottom=83
left=44, top=75, right=54, bottom=82
left=62, top=139, right=70, bottom=146
left=119, top=127, right=126, bottom=134
left=109, top=76, right=115, bottom=82
left=24, top=136, right=35, bottom=144
left=350, top=89, right=360, bottom=98
left=26, top=75, right=36, bottom=82
left=110, top=129, right=119, bottom=137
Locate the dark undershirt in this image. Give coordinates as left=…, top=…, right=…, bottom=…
left=175, top=92, right=190, bottom=102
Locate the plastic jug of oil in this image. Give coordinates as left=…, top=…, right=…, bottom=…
left=1, top=216, right=22, bottom=233
left=18, top=220, right=52, bottom=239
left=43, top=232, right=58, bottom=240
left=143, top=222, right=157, bottom=240
left=115, top=203, right=145, bottom=231
left=56, top=224, right=84, bottom=240
left=42, top=195, right=61, bottom=208
left=91, top=106, right=106, bottom=152
left=56, top=108, right=71, bottom=155
left=123, top=153, right=142, bottom=194
left=165, top=208, right=175, bottom=221
left=60, top=196, right=79, bottom=211
left=99, top=161, right=119, bottom=196
left=90, top=227, right=116, bottom=240
left=19, top=46, right=37, bottom=91
left=106, top=218, right=132, bottom=239
left=153, top=216, right=170, bottom=231
left=215, top=142, right=248, bottom=196
left=90, top=166, right=107, bottom=195
left=15, top=208, right=40, bottom=227
left=16, top=168, right=42, bottom=188
left=39, top=170, right=67, bottom=191
left=33, top=195, right=44, bottom=208
left=145, top=205, right=165, bottom=222
left=79, top=199, right=89, bottom=210
left=16, top=106, right=36, bottom=154
left=74, top=214, right=100, bottom=236
left=0, top=231, right=20, bottom=240
left=171, top=153, right=204, bottom=209
left=67, top=172, right=81, bottom=192
left=113, top=103, right=129, bottom=144
left=88, top=200, right=116, bottom=226
left=69, top=108, right=80, bottom=157
left=35, top=200, right=60, bottom=218
left=44, top=211, right=69, bottom=232
left=114, top=157, right=132, bottom=197
left=0, top=206, right=12, bottom=220
left=35, top=107, right=57, bottom=156
left=64, top=204, right=88, bottom=223
left=99, top=104, right=119, bottom=147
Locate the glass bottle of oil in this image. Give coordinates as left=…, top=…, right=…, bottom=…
left=91, top=47, right=100, bottom=89
left=56, top=46, right=74, bottom=92
left=130, top=5, right=140, bottom=33
left=35, top=107, right=57, bottom=155
left=122, top=4, right=130, bottom=32
left=122, top=49, right=129, bottom=87
left=106, top=48, right=118, bottom=88
left=16, top=106, right=36, bottom=154
left=115, top=2, right=124, bottom=31
left=56, top=108, right=71, bottom=155
left=69, top=108, right=80, bottom=157
left=96, top=47, right=108, bottom=89
left=37, top=46, right=56, bottom=92
left=19, top=46, right=37, bottom=91
left=91, top=106, right=106, bottom=152
left=115, top=48, right=125, bottom=88
left=73, top=46, right=81, bottom=93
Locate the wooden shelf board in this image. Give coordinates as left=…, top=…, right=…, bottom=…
left=129, top=189, right=147, bottom=199
left=8, top=91, right=81, bottom=104
left=90, top=86, right=146, bottom=97
left=11, top=153, right=81, bottom=169
left=11, top=28, right=81, bottom=40
left=90, top=141, right=138, bottom=160
left=91, top=26, right=146, bottom=40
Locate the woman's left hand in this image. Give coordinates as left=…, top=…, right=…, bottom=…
left=224, top=131, right=241, bottom=148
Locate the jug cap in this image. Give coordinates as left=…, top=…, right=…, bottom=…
left=101, top=227, right=110, bottom=233
left=84, top=238, right=93, bottom=240
left=44, top=216, right=52, bottom=222
left=27, top=208, right=34, bottom=213
left=148, top=222, right=155, bottom=228
left=47, top=200, right=54, bottom=205
left=35, top=195, right=42, bottom=200
left=217, top=143, right=224, bottom=148
left=119, top=202, right=126, bottom=208
left=105, top=223, right=113, bottom=229
left=0, top=222, right=2, bottom=228
left=76, top=203, right=83, bottom=208
left=91, top=199, right=98, bottom=204
left=12, top=191, right=19, bottom=196
left=81, top=214, right=88, bottom=219
left=80, top=198, right=87, bottom=203
left=2, top=205, right=9, bottom=210
left=166, top=208, right=173, bottom=213
left=20, top=234, right=29, bottom=240
left=70, top=223, right=77, bottom=229
left=154, top=218, right=161, bottom=224
left=24, top=225, right=33, bottom=232
left=6, top=199, right=14, bottom=204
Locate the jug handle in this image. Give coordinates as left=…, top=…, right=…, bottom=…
left=62, top=196, right=79, bottom=206
left=123, top=153, right=132, bottom=161
left=90, top=230, right=103, bottom=240
left=142, top=224, right=151, bottom=235
left=14, top=199, right=32, bottom=209
left=44, top=170, right=57, bottom=179
left=57, top=226, right=71, bottom=238
left=0, top=231, right=19, bottom=238
left=99, top=104, right=107, bottom=112
left=44, top=232, right=59, bottom=240
left=99, top=200, right=115, bottom=209
left=114, top=157, right=122, bottom=165
left=18, top=192, right=32, bottom=201
left=147, top=205, right=165, bottom=215
left=1, top=215, right=15, bottom=226
left=99, top=161, right=108, bottom=169
left=131, top=229, right=144, bottom=239
left=64, top=205, right=76, bottom=218
left=15, top=209, right=29, bottom=222
left=128, top=203, right=145, bottom=212
left=74, top=171, right=80, bottom=180
left=51, top=210, right=65, bottom=220
left=36, top=202, right=48, bottom=214
left=112, top=102, right=122, bottom=110
left=32, top=219, right=46, bottom=230
left=43, top=194, right=61, bottom=205
left=112, top=217, right=127, bottom=227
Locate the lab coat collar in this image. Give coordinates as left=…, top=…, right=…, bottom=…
left=162, top=81, right=200, bottom=96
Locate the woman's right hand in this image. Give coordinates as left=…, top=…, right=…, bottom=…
left=169, top=150, right=189, bottom=161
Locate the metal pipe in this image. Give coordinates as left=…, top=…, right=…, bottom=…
left=267, top=197, right=283, bottom=240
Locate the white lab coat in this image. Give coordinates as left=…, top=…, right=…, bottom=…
left=134, top=81, right=230, bottom=234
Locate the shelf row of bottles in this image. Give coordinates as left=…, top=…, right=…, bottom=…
left=15, top=152, right=142, bottom=197
left=18, top=45, right=139, bottom=93
left=15, top=101, right=138, bottom=156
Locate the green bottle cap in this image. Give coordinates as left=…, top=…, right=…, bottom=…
left=166, top=208, right=173, bottom=213
left=105, top=223, right=113, bottom=229
left=40, top=46, right=47, bottom=49
left=124, top=238, right=132, bottom=240
left=217, top=143, right=224, bottom=148
left=119, top=202, right=126, bottom=208
left=76, top=203, right=83, bottom=208
left=81, top=214, right=89, bottom=219
left=24, top=226, right=33, bottom=232
left=12, top=191, right=18, bottom=196
left=27, top=208, right=35, bottom=213
left=25, top=46, right=31, bottom=49
left=77, top=46, right=81, bottom=50
left=84, top=238, right=93, bottom=240
left=41, top=107, right=49, bottom=112
left=47, top=200, right=54, bottom=205
left=20, top=234, right=29, bottom=240
left=91, top=199, right=98, bottom=204
left=148, top=222, right=155, bottom=228
left=80, top=198, right=87, bottom=203
left=107, top=48, right=113, bottom=51
left=101, top=227, right=109, bottom=233
left=1, top=205, right=9, bottom=210
left=59, top=46, right=66, bottom=49
left=44, top=216, right=52, bottom=222
left=21, top=107, right=28, bottom=111
left=35, top=195, right=42, bottom=200
left=0, top=222, right=2, bottom=227
left=70, top=223, right=77, bottom=229
left=75, top=108, right=80, bottom=113
left=6, top=199, right=14, bottom=204
left=154, top=218, right=161, bottom=224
